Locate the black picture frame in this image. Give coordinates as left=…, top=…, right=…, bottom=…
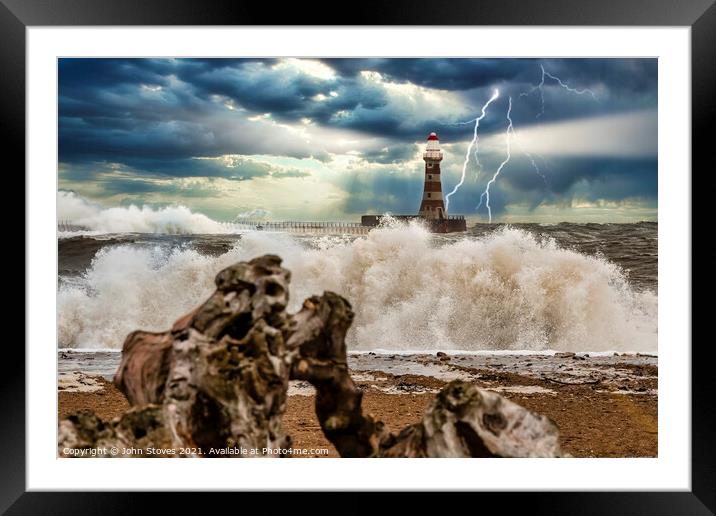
left=5, top=0, right=709, bottom=512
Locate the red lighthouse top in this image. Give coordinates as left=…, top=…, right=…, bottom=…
left=427, top=132, right=439, bottom=141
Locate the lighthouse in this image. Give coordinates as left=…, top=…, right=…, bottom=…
left=418, top=132, right=446, bottom=219
left=360, top=130, right=465, bottom=232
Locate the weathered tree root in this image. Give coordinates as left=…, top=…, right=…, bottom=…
left=59, top=255, right=563, bottom=458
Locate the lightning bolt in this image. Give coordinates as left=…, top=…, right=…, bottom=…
left=520, top=64, right=598, bottom=118
left=444, top=89, right=500, bottom=212
left=520, top=66, right=546, bottom=117
left=450, top=65, right=596, bottom=221
left=477, top=96, right=514, bottom=223
left=543, top=67, right=598, bottom=100
left=510, top=64, right=598, bottom=186
left=524, top=150, right=547, bottom=184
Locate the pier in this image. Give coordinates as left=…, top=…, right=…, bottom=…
left=234, top=219, right=371, bottom=234
left=57, top=218, right=469, bottom=235
left=360, top=214, right=467, bottom=233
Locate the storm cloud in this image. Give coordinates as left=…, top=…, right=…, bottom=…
left=58, top=58, right=657, bottom=221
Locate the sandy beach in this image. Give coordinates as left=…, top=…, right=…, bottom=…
left=59, top=351, right=657, bottom=458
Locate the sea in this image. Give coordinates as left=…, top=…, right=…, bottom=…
left=57, top=219, right=657, bottom=355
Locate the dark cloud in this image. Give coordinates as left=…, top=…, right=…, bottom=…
left=441, top=155, right=657, bottom=216
left=322, top=58, right=527, bottom=91
left=96, top=177, right=222, bottom=198
left=60, top=156, right=273, bottom=181
left=58, top=58, right=658, bottom=217
left=58, top=156, right=306, bottom=200
left=60, top=58, right=658, bottom=160
left=360, top=143, right=418, bottom=164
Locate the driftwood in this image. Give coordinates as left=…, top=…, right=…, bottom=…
left=59, top=255, right=562, bottom=458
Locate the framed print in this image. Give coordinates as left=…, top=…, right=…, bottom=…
left=5, top=0, right=712, bottom=511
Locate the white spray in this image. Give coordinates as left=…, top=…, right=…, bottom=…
left=58, top=223, right=657, bottom=353
left=58, top=191, right=238, bottom=235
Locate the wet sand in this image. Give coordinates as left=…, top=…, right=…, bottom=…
left=58, top=351, right=657, bottom=458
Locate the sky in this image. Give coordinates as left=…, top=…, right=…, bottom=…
left=58, top=58, right=658, bottom=223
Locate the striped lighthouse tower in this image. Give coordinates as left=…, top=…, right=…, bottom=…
left=418, top=132, right=446, bottom=219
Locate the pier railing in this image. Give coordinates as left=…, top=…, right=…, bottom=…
left=57, top=217, right=465, bottom=234
left=234, top=219, right=371, bottom=234
left=56, top=219, right=371, bottom=234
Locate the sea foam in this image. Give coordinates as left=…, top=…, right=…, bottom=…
left=58, top=223, right=657, bottom=352
left=58, top=191, right=238, bottom=234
